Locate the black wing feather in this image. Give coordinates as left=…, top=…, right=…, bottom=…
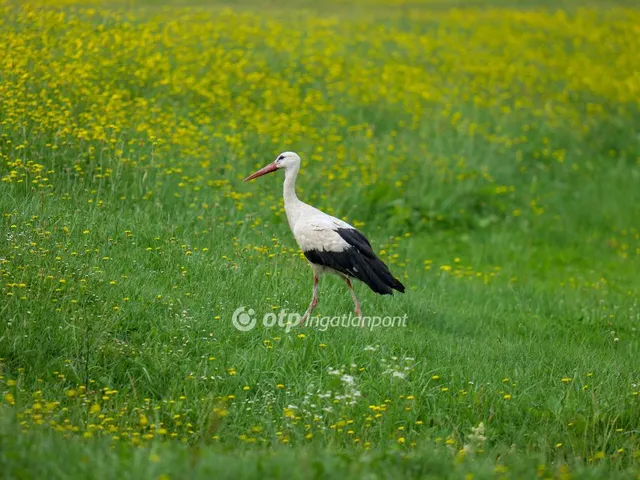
left=303, top=227, right=405, bottom=295
left=335, top=228, right=375, bottom=258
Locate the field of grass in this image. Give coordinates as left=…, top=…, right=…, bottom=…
left=1, top=0, right=639, bottom=478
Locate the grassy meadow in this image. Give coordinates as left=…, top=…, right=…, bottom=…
left=1, top=0, right=639, bottom=478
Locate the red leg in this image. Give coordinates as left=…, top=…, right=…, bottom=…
left=345, top=278, right=363, bottom=326
left=301, top=274, right=319, bottom=326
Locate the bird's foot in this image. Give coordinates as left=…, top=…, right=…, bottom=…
left=300, top=308, right=315, bottom=327
left=300, top=297, right=318, bottom=328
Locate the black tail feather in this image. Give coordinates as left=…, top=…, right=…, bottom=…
left=361, top=255, right=405, bottom=295
left=304, top=248, right=405, bottom=295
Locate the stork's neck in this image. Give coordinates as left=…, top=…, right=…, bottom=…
left=283, top=163, right=300, bottom=203
left=283, top=163, right=303, bottom=226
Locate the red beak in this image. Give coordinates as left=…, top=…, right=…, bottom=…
left=244, top=162, right=278, bottom=182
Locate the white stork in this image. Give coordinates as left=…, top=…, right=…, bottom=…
left=244, top=151, right=405, bottom=323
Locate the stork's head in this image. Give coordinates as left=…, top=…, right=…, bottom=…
left=244, top=151, right=300, bottom=182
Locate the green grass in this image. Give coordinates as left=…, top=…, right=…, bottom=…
left=1, top=0, right=639, bottom=478
left=2, top=414, right=637, bottom=480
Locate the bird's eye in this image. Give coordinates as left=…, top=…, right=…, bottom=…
left=277, top=155, right=285, bottom=161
